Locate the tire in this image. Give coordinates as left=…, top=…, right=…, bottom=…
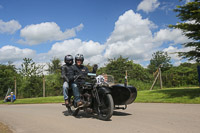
left=98, top=93, right=114, bottom=121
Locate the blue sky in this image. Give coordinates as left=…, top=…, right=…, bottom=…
left=0, top=0, right=193, bottom=67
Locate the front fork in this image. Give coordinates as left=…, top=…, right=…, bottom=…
left=92, top=84, right=104, bottom=115
left=93, top=84, right=101, bottom=106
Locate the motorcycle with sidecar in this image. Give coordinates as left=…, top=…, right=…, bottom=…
left=63, top=73, right=137, bottom=121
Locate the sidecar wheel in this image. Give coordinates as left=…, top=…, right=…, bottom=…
left=98, top=93, right=114, bottom=121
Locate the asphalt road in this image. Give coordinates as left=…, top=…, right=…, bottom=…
left=0, top=103, right=200, bottom=133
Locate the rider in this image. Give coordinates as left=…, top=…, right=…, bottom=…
left=73, top=54, right=89, bottom=80
left=62, top=55, right=82, bottom=106
left=73, top=54, right=89, bottom=103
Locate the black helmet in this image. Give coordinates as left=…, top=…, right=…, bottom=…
left=64, top=55, right=73, bottom=65
left=75, top=54, right=84, bottom=64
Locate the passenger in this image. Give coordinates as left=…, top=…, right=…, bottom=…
left=61, top=55, right=75, bottom=105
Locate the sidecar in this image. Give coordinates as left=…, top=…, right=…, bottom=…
left=109, top=84, right=137, bottom=109
left=103, top=75, right=137, bottom=109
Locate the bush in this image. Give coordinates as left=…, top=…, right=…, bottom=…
left=45, top=73, right=63, bottom=96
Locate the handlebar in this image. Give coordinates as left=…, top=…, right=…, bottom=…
left=87, top=73, right=96, bottom=76
left=74, top=73, right=97, bottom=82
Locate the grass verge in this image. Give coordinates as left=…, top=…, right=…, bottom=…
left=0, top=87, right=200, bottom=104
left=0, top=96, right=63, bottom=104
left=135, top=87, right=200, bottom=104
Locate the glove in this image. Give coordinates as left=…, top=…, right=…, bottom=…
left=74, top=74, right=83, bottom=80
left=92, top=64, right=98, bottom=73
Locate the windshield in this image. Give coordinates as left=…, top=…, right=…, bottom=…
left=102, top=74, right=114, bottom=86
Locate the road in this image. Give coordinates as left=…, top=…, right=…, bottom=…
left=0, top=103, right=200, bottom=133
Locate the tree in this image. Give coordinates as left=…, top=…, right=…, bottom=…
left=19, top=58, right=44, bottom=98
left=98, top=56, right=151, bottom=83
left=47, top=57, right=62, bottom=74
left=20, top=58, right=44, bottom=77
left=102, top=56, right=133, bottom=83
left=45, top=57, right=62, bottom=96
left=169, top=0, right=200, bottom=62
left=0, top=64, right=18, bottom=99
left=148, top=51, right=172, bottom=74
left=162, top=63, right=198, bottom=87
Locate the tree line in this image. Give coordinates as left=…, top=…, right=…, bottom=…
left=0, top=52, right=199, bottom=99
left=97, top=53, right=199, bottom=90
left=0, top=58, right=63, bottom=99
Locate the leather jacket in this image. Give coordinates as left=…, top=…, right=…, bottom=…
left=61, top=64, right=74, bottom=83
left=73, top=64, right=89, bottom=82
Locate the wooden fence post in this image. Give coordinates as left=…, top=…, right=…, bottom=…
left=150, top=65, right=163, bottom=90
left=159, top=68, right=163, bottom=89
left=150, top=72, right=159, bottom=90
left=14, top=76, right=17, bottom=98
left=43, top=75, right=45, bottom=97
left=125, top=70, right=128, bottom=86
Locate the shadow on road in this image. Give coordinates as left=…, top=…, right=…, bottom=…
left=113, top=111, right=132, bottom=116
left=62, top=110, right=132, bottom=121
left=62, top=110, right=104, bottom=121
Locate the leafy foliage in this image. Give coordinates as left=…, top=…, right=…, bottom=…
left=97, top=56, right=151, bottom=84
left=45, top=73, right=62, bottom=97
left=1, top=55, right=199, bottom=100
left=169, top=0, right=200, bottom=62
left=18, top=58, right=44, bottom=98
left=148, top=51, right=172, bottom=74
left=20, top=58, right=44, bottom=77
left=0, top=64, right=18, bottom=99
left=46, top=57, right=62, bottom=74
left=162, top=62, right=199, bottom=87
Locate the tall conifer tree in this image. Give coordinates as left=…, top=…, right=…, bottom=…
left=169, top=0, right=200, bottom=62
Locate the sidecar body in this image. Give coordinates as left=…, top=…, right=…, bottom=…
left=109, top=84, right=137, bottom=106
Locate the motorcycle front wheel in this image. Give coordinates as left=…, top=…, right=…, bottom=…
left=98, top=93, right=114, bottom=121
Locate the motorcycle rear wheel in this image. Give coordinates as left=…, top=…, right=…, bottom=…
left=98, top=93, right=114, bottom=121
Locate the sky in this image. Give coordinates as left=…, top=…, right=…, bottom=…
left=0, top=0, right=194, bottom=68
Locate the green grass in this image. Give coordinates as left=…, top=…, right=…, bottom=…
left=1, top=87, right=200, bottom=104
left=0, top=96, right=64, bottom=104
left=135, top=87, right=200, bottom=104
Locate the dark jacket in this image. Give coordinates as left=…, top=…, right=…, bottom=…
left=73, top=64, right=89, bottom=82
left=61, top=64, right=74, bottom=83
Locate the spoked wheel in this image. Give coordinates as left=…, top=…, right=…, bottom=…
left=98, top=93, right=114, bottom=121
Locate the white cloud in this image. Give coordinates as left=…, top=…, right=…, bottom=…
left=153, top=28, right=190, bottom=44
left=0, top=20, right=21, bottom=34
left=104, top=10, right=158, bottom=62
left=1, top=9, right=194, bottom=67
left=163, top=46, right=181, bottom=61
left=185, top=0, right=191, bottom=4
left=45, top=38, right=105, bottom=65
left=18, top=22, right=83, bottom=45
left=137, top=0, right=160, bottom=13
left=163, top=45, right=195, bottom=66
left=0, top=45, right=36, bottom=63
left=163, top=46, right=194, bottom=61
left=103, top=10, right=192, bottom=65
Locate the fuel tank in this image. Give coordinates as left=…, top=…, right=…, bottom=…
left=109, top=84, right=137, bottom=105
